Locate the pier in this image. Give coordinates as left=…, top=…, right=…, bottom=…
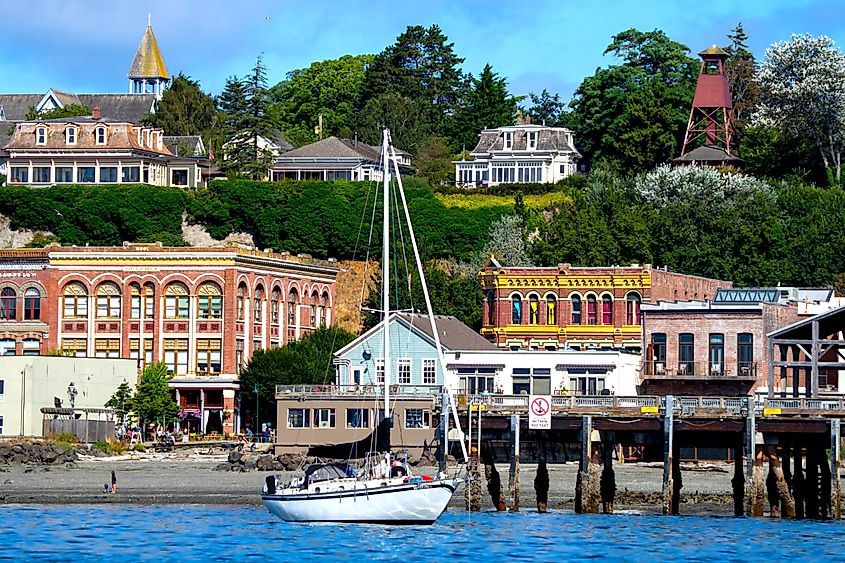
left=457, top=394, right=845, bottom=518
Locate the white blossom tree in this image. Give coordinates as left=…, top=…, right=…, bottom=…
left=755, top=34, right=845, bottom=183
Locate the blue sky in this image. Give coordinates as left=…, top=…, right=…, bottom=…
left=1, top=0, right=843, bottom=102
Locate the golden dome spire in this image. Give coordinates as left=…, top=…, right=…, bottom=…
left=127, top=20, right=170, bottom=79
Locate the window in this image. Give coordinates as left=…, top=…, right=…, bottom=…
left=568, top=372, right=607, bottom=396
left=61, top=338, right=87, bottom=357
left=398, top=358, right=411, bottom=384
left=422, top=359, right=436, bottom=385
left=95, top=283, right=120, bottom=318
left=235, top=340, right=244, bottom=373
left=486, top=290, right=496, bottom=325
left=122, top=166, right=140, bottom=183
left=458, top=368, right=495, bottom=394
left=319, top=292, right=329, bottom=326
left=77, top=167, right=95, bottom=182
left=100, top=167, right=118, bottom=183
left=0, top=339, right=15, bottom=356
left=95, top=126, right=106, bottom=145
left=0, top=288, right=16, bottom=320
left=512, top=368, right=531, bottom=394
left=405, top=408, right=430, bottom=429
left=528, top=131, right=537, bottom=149
left=253, top=339, right=262, bottom=354
left=651, top=333, right=667, bottom=373
left=129, top=339, right=153, bottom=367
left=601, top=295, right=613, bottom=325
left=196, top=339, right=222, bottom=375
left=738, top=333, right=754, bottom=376
left=313, top=408, right=336, bottom=429
left=288, top=408, right=310, bottom=428
left=587, top=295, right=597, bottom=325
left=309, top=291, right=318, bottom=327
left=95, top=339, right=120, bottom=358
left=22, top=338, right=39, bottom=356
left=237, top=284, right=246, bottom=320
left=254, top=286, right=265, bottom=322
left=130, top=283, right=142, bottom=319
left=56, top=167, right=74, bottom=183
left=375, top=358, right=385, bottom=384
left=171, top=169, right=189, bottom=186
left=164, top=283, right=189, bottom=319
left=287, top=289, right=298, bottom=326
left=504, top=131, right=513, bottom=150
left=63, top=282, right=88, bottom=318
left=679, top=333, right=695, bottom=375
left=36, top=127, right=46, bottom=145
left=0, top=380, right=4, bottom=396
left=271, top=288, right=280, bottom=323
left=709, top=333, right=724, bottom=376
left=532, top=371, right=552, bottom=395
left=529, top=295, right=539, bottom=325
left=626, top=292, right=642, bottom=325
left=197, top=282, right=222, bottom=319
left=143, top=283, right=155, bottom=319
left=10, top=167, right=28, bottom=183
left=0, top=416, right=3, bottom=435
left=346, top=408, right=369, bottom=429
left=163, top=339, right=189, bottom=375
left=33, top=167, right=51, bottom=183
left=511, top=295, right=522, bottom=324
left=571, top=295, right=582, bottom=325
left=66, top=127, right=76, bottom=144
left=546, top=295, right=557, bottom=325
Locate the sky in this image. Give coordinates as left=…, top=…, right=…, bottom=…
left=1, top=0, right=844, bottom=103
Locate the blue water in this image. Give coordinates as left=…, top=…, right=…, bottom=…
left=1, top=504, right=842, bottom=561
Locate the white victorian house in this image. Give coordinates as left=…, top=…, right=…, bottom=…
left=454, top=122, right=581, bottom=187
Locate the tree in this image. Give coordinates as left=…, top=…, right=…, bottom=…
left=756, top=34, right=845, bottom=184
left=357, top=92, right=432, bottom=153
left=25, top=104, right=90, bottom=120
left=415, top=136, right=455, bottom=185
left=130, top=362, right=179, bottom=429
left=450, top=64, right=520, bottom=151
left=105, top=381, right=134, bottom=427
left=149, top=73, right=217, bottom=147
left=568, top=29, right=698, bottom=170
left=526, top=89, right=565, bottom=125
left=723, top=23, right=759, bottom=132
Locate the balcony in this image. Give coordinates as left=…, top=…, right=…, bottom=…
left=275, top=384, right=443, bottom=398
left=642, top=361, right=759, bottom=380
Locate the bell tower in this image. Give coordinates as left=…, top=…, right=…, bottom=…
left=676, top=45, right=740, bottom=165
left=127, top=15, right=170, bottom=100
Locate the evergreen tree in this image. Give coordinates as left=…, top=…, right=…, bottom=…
left=149, top=73, right=218, bottom=148
left=450, top=64, right=520, bottom=151
left=526, top=89, right=565, bottom=126
left=723, top=23, right=759, bottom=137
left=130, top=362, right=179, bottom=428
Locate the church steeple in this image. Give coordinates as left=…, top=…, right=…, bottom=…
left=127, top=16, right=170, bottom=100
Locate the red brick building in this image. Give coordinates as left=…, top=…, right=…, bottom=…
left=0, top=244, right=338, bottom=434
left=480, top=262, right=730, bottom=351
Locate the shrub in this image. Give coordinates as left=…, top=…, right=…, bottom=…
left=53, top=432, right=78, bottom=444
left=132, top=443, right=146, bottom=452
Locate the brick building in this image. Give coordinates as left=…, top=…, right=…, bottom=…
left=639, top=288, right=837, bottom=396
left=0, top=244, right=338, bottom=434
left=479, top=261, right=730, bottom=351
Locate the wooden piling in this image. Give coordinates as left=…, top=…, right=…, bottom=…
left=481, top=443, right=506, bottom=511
left=806, top=442, right=820, bottom=519
left=769, top=448, right=795, bottom=518
left=535, top=458, right=549, bottom=513
left=464, top=446, right=482, bottom=512
left=732, top=439, right=744, bottom=517
left=600, top=434, right=616, bottom=514
left=507, top=415, right=520, bottom=512
left=671, top=441, right=682, bottom=515
left=766, top=453, right=780, bottom=518
left=793, top=442, right=805, bottom=519
left=662, top=396, right=675, bottom=515
left=831, top=419, right=842, bottom=520
left=745, top=412, right=765, bottom=517
left=575, top=415, right=600, bottom=514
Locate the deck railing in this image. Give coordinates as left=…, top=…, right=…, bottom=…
left=642, top=361, right=759, bottom=379
left=275, top=384, right=443, bottom=398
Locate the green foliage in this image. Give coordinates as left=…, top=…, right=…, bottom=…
left=449, top=63, right=521, bottom=151
left=414, top=136, right=455, bottom=185
left=105, top=381, right=134, bottom=426
left=25, top=104, right=91, bottom=121
left=239, top=326, right=357, bottom=421
left=93, top=440, right=124, bottom=455
left=149, top=73, right=218, bottom=147
left=24, top=231, right=60, bottom=248
left=132, top=443, right=146, bottom=452
left=130, top=362, right=179, bottom=425
left=357, top=92, right=432, bottom=153
left=53, top=432, right=79, bottom=444
left=526, top=89, right=565, bottom=126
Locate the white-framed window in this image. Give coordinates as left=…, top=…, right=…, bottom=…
left=95, top=283, right=121, bottom=318
left=346, top=408, right=369, bottom=428
left=22, top=339, right=39, bottom=356
left=405, top=408, right=430, bottom=429
left=398, top=358, right=411, bottom=384
left=196, top=339, right=222, bottom=375
left=164, top=283, right=189, bottom=319
left=63, top=282, right=88, bottom=319
left=422, top=359, right=436, bottom=385
left=528, top=131, right=537, bottom=149
left=129, top=339, right=153, bottom=367
left=95, top=126, right=106, bottom=145
left=0, top=339, right=14, bottom=356
left=312, top=408, right=336, bottom=429
left=65, top=126, right=76, bottom=145
left=504, top=131, right=513, bottom=150
left=287, top=408, right=310, bottom=428
left=36, top=127, right=46, bottom=145
left=376, top=358, right=385, bottom=384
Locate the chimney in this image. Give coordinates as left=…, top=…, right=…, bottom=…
left=92, top=106, right=101, bottom=119
left=525, top=114, right=531, bottom=125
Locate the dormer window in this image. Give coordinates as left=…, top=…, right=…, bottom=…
left=95, top=126, right=106, bottom=145
left=528, top=131, right=537, bottom=150
left=66, top=126, right=76, bottom=145
left=504, top=131, right=513, bottom=150
left=36, top=127, right=46, bottom=145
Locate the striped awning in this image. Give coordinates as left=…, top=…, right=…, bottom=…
left=555, top=363, right=616, bottom=371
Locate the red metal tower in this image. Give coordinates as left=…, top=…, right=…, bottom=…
left=676, top=45, right=740, bottom=165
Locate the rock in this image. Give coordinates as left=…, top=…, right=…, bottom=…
left=213, top=463, right=232, bottom=472
left=243, top=460, right=257, bottom=471
left=227, top=451, right=243, bottom=464
left=256, top=455, right=275, bottom=471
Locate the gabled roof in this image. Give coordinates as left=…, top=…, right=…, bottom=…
left=0, top=92, right=155, bottom=124
left=128, top=25, right=170, bottom=79
left=278, top=136, right=381, bottom=161
left=164, top=135, right=205, bottom=157
left=0, top=94, right=44, bottom=121
left=674, top=145, right=742, bottom=164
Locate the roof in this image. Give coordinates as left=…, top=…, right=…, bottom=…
left=0, top=93, right=155, bottom=124
left=471, top=125, right=580, bottom=155
left=396, top=313, right=496, bottom=351
left=714, top=288, right=780, bottom=304
left=0, top=94, right=44, bottom=121
left=699, top=45, right=730, bottom=58
left=674, top=145, right=742, bottom=163
left=277, top=136, right=381, bottom=161
left=128, top=25, right=170, bottom=79
left=164, top=135, right=204, bottom=157
left=767, top=305, right=845, bottom=340
left=267, top=129, right=293, bottom=152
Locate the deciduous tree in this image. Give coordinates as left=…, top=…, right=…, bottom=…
left=130, top=362, right=179, bottom=428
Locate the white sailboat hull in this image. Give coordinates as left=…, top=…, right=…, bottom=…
left=262, top=478, right=461, bottom=524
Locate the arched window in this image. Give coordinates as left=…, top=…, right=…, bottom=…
left=129, top=283, right=142, bottom=319
left=271, top=287, right=281, bottom=324
left=626, top=292, right=642, bottom=325
left=254, top=285, right=265, bottom=322
left=529, top=294, right=539, bottom=325
left=602, top=295, right=613, bottom=325
left=95, top=126, right=106, bottom=145
left=36, top=127, right=46, bottom=145
left=511, top=295, right=523, bottom=325
left=571, top=295, right=581, bottom=325
left=586, top=295, right=597, bottom=326
left=546, top=295, right=557, bottom=325
left=96, top=282, right=121, bottom=318
left=198, top=282, right=223, bottom=319
left=486, top=290, right=496, bottom=326
left=237, top=283, right=247, bottom=321
left=288, top=288, right=299, bottom=326
left=24, top=288, right=41, bottom=320
left=63, top=282, right=88, bottom=319
left=164, top=282, right=189, bottom=319
left=0, top=287, right=17, bottom=320
left=65, top=126, right=77, bottom=145
left=310, top=290, right=319, bottom=327
left=320, top=292, right=329, bottom=327
left=143, top=282, right=155, bottom=319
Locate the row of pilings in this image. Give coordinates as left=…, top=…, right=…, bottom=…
left=461, top=399, right=842, bottom=519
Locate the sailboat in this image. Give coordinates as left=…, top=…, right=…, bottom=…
left=261, top=129, right=466, bottom=524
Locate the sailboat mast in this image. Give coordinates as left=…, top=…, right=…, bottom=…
left=381, top=128, right=391, bottom=423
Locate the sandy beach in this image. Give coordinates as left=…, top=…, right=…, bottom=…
left=0, top=449, right=739, bottom=513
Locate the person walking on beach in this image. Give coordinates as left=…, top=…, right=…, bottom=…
left=110, top=470, right=117, bottom=494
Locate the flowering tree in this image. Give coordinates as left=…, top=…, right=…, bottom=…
left=755, top=34, right=845, bottom=184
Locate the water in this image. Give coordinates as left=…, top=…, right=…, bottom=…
left=1, top=504, right=842, bottom=562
